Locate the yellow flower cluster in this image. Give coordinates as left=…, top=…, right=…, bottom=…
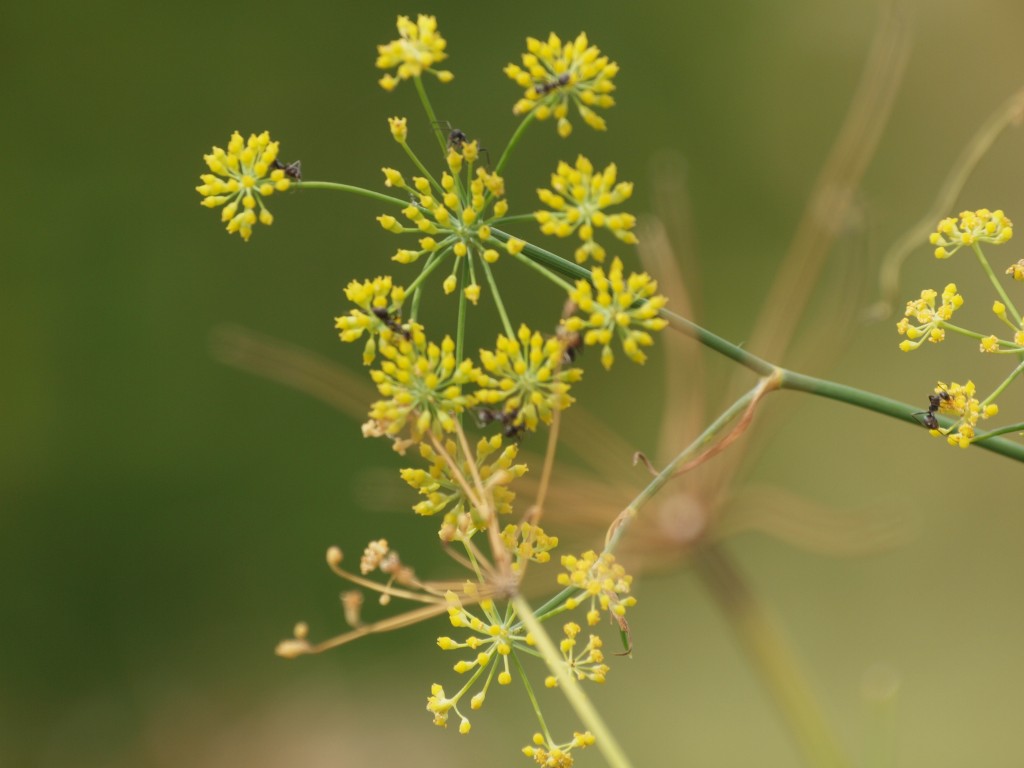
left=379, top=151, right=509, bottom=300
left=930, top=208, right=1013, bottom=259
left=367, top=325, right=480, bottom=438
left=505, top=32, right=618, bottom=137
left=430, top=589, right=536, bottom=733
left=476, top=325, right=583, bottom=431
left=930, top=381, right=999, bottom=448
left=536, top=155, right=638, bottom=264
left=500, top=522, right=559, bottom=575
left=549, top=622, right=609, bottom=685
left=557, top=550, right=637, bottom=627
left=522, top=730, right=596, bottom=767
left=896, top=283, right=963, bottom=351
left=563, top=258, right=669, bottom=369
left=196, top=131, right=292, bottom=241
left=376, top=14, right=453, bottom=91
left=334, top=276, right=408, bottom=364
left=400, top=435, right=527, bottom=540
left=990, top=301, right=1024, bottom=351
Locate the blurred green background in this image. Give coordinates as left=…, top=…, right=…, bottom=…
left=5, top=1, right=1024, bottom=766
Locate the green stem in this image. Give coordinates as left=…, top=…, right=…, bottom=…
left=398, top=140, right=443, bottom=197
left=456, top=259, right=468, bottom=366
left=693, top=544, right=851, bottom=768
left=293, top=181, right=406, bottom=207
left=490, top=213, right=538, bottom=226
left=527, top=387, right=766, bottom=624
left=605, top=386, right=763, bottom=555
left=972, top=242, right=1022, bottom=326
left=480, top=257, right=514, bottom=337
left=512, top=594, right=634, bottom=768
left=490, top=235, right=1024, bottom=460
left=940, top=321, right=996, bottom=342
left=973, top=421, right=1024, bottom=441
left=494, top=113, right=537, bottom=176
left=660, top=310, right=1024, bottom=463
left=981, top=357, right=1024, bottom=407
left=405, top=246, right=452, bottom=296
left=490, top=229, right=590, bottom=285
left=509, top=250, right=576, bottom=293
left=414, top=76, right=447, bottom=155
left=510, top=650, right=554, bottom=744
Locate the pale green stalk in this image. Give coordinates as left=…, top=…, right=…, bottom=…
left=512, top=594, right=635, bottom=768
left=973, top=421, right=1024, bottom=441
left=414, top=76, right=447, bottom=155
left=605, top=386, right=762, bottom=555
left=510, top=650, right=555, bottom=744
left=397, top=140, right=443, bottom=197
left=971, top=242, right=1022, bottom=325
left=293, top=181, right=405, bottom=207
left=980, top=357, right=1024, bottom=407
left=480, top=258, right=514, bottom=337
left=405, top=246, right=451, bottom=296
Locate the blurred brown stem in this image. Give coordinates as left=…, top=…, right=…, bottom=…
left=693, top=543, right=851, bottom=768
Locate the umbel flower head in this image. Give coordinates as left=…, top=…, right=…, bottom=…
left=476, top=325, right=583, bottom=431
left=562, top=258, right=669, bottom=369
left=400, top=434, right=528, bottom=541
left=334, top=276, right=409, bottom=365
left=895, top=283, right=963, bottom=351
left=557, top=550, right=637, bottom=627
left=536, top=155, right=638, bottom=264
left=929, top=380, right=998, bottom=448
left=522, top=730, right=596, bottom=767
left=196, top=131, right=292, bottom=241
left=505, top=32, right=618, bottom=137
left=930, top=208, right=1013, bottom=258
left=379, top=137, right=516, bottom=300
left=367, top=324, right=480, bottom=438
left=376, top=14, right=454, bottom=91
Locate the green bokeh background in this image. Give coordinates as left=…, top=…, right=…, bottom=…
left=5, top=1, right=1024, bottom=766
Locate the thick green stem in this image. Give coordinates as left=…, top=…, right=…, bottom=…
left=509, top=250, right=575, bottom=293
left=693, top=544, right=851, bottom=768
left=660, top=310, right=1024, bottom=462
left=512, top=595, right=635, bottom=768
left=490, top=229, right=590, bottom=284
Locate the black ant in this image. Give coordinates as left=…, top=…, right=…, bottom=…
left=434, top=121, right=490, bottom=166
left=271, top=158, right=302, bottom=181
left=433, top=121, right=468, bottom=151
left=475, top=407, right=525, bottom=442
left=446, top=127, right=469, bottom=152
left=534, top=72, right=571, bottom=97
left=913, top=389, right=952, bottom=430
left=371, top=306, right=411, bottom=340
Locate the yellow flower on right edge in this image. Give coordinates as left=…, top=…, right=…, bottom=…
left=930, top=208, right=1012, bottom=258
